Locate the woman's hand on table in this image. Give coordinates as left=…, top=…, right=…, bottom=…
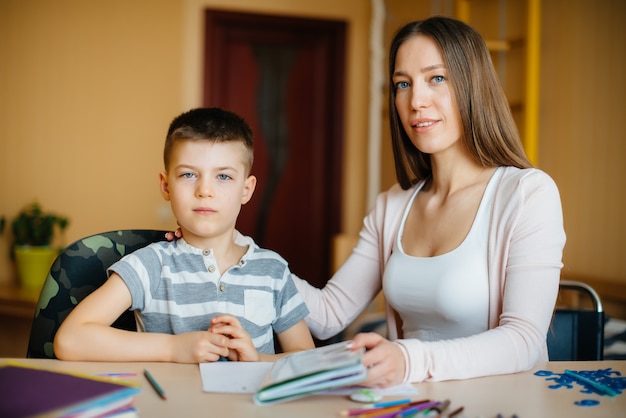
left=349, top=332, right=406, bottom=388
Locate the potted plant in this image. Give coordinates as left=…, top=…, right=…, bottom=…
left=11, top=202, right=69, bottom=291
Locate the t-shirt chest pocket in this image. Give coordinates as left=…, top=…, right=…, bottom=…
left=244, top=289, right=275, bottom=326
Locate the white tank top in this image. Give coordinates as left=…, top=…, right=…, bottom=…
left=383, top=168, right=501, bottom=341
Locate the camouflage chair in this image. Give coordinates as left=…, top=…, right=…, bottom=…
left=27, top=230, right=168, bottom=358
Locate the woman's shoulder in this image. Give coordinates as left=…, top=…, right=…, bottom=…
left=497, top=166, right=560, bottom=192
left=376, top=181, right=421, bottom=205
left=493, top=166, right=562, bottom=215
left=365, top=182, right=419, bottom=223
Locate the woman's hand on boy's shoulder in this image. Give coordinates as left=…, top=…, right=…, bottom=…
left=165, top=228, right=182, bottom=241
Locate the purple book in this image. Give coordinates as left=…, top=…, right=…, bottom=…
left=0, top=364, right=140, bottom=418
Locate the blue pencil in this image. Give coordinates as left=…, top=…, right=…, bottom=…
left=393, top=401, right=440, bottom=418
left=370, top=399, right=412, bottom=408
left=564, top=370, right=617, bottom=397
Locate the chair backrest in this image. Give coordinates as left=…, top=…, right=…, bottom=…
left=26, top=230, right=168, bottom=358
left=547, top=279, right=604, bottom=361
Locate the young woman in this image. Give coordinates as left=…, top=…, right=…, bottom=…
left=292, top=16, right=565, bottom=385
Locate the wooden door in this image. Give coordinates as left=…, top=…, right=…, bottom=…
left=204, top=10, right=346, bottom=288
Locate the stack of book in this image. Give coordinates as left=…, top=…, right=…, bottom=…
left=0, top=362, right=140, bottom=417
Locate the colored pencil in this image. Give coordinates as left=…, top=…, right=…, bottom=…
left=369, top=399, right=413, bottom=408
left=423, top=399, right=450, bottom=417
left=95, top=372, right=138, bottom=377
left=448, top=406, right=464, bottom=417
left=358, top=405, right=409, bottom=418
left=564, top=370, right=617, bottom=397
left=359, top=402, right=427, bottom=418
left=393, top=405, right=422, bottom=417
left=340, top=399, right=417, bottom=416
left=144, top=369, right=167, bottom=400
left=367, top=401, right=439, bottom=418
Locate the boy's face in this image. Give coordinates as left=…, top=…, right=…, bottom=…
left=159, top=139, right=256, bottom=248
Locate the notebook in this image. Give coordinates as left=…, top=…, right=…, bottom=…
left=0, top=363, right=140, bottom=418
left=253, top=341, right=367, bottom=405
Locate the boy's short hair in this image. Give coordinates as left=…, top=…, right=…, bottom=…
left=164, top=107, right=254, bottom=173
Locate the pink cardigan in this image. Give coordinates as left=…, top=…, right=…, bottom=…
left=293, top=166, right=566, bottom=382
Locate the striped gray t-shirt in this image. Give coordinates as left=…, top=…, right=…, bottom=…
left=108, top=238, right=309, bottom=354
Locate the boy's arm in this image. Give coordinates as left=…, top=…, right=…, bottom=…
left=258, top=320, right=315, bottom=362
left=54, top=273, right=230, bottom=363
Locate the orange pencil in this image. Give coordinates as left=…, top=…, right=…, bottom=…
left=360, top=401, right=438, bottom=418
left=357, top=405, right=406, bottom=418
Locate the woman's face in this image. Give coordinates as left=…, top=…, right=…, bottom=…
left=392, top=35, right=463, bottom=158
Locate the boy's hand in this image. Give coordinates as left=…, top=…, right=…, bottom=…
left=209, top=314, right=259, bottom=362
left=170, top=330, right=231, bottom=363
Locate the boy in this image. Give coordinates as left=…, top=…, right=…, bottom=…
left=54, top=108, right=314, bottom=363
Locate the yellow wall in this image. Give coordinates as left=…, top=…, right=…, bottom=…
left=0, top=0, right=370, bottom=284
left=538, top=0, right=626, bottom=286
